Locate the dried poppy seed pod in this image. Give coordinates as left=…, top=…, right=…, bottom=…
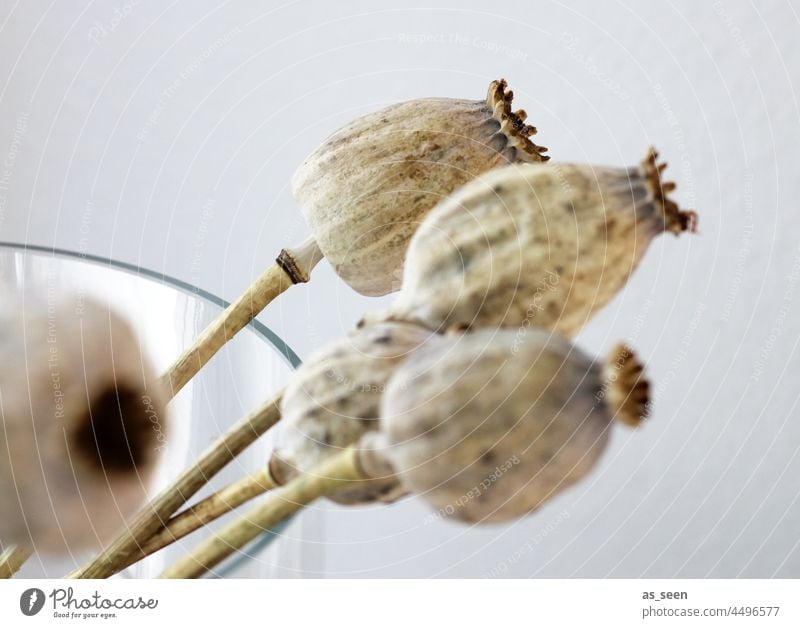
left=292, top=79, right=549, bottom=296
left=272, top=321, right=437, bottom=504
left=376, top=328, right=649, bottom=524
left=374, top=148, right=696, bottom=336
left=0, top=294, right=167, bottom=553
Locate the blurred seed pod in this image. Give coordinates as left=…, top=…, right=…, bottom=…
left=377, top=328, right=649, bottom=524
left=292, top=79, right=549, bottom=296
left=0, top=293, right=167, bottom=554
left=272, top=321, right=437, bottom=504
left=374, top=148, right=696, bottom=336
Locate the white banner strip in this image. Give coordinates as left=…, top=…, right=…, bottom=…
left=0, top=579, right=797, bottom=627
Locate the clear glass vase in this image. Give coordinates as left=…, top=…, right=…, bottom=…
left=0, top=242, right=319, bottom=578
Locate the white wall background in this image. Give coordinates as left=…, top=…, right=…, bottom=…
left=1, top=0, right=799, bottom=577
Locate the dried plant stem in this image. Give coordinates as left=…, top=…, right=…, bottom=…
left=160, top=237, right=323, bottom=399
left=0, top=545, right=31, bottom=578
left=159, top=447, right=363, bottom=579
left=68, top=393, right=283, bottom=579
left=116, top=466, right=278, bottom=571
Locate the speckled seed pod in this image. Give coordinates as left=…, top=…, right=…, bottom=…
left=377, top=149, right=696, bottom=336
left=377, top=328, right=649, bottom=524
left=272, top=321, right=438, bottom=504
left=292, top=79, right=549, bottom=296
left=0, top=294, right=167, bottom=553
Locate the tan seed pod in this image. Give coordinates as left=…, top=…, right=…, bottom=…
left=373, top=148, right=696, bottom=336
left=0, top=293, right=167, bottom=553
left=292, top=79, right=549, bottom=297
left=377, top=328, right=649, bottom=524
left=272, top=321, right=438, bottom=504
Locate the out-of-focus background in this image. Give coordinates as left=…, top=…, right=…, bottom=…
left=1, top=0, right=798, bottom=577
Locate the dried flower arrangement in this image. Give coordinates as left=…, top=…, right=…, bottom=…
left=0, top=78, right=695, bottom=579
left=160, top=80, right=548, bottom=397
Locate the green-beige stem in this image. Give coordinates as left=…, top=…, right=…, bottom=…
left=159, top=447, right=370, bottom=579
left=160, top=238, right=322, bottom=399
left=68, top=392, right=283, bottom=579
